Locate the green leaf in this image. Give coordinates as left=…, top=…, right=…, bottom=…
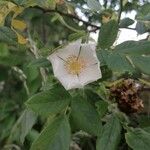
left=13, top=0, right=55, bottom=8
left=84, top=88, right=101, bottom=104
left=28, top=58, right=51, bottom=68
left=0, top=116, right=16, bottom=141
left=136, top=22, right=147, bottom=34
left=125, top=128, right=150, bottom=150
left=11, top=0, right=28, bottom=6
left=94, top=83, right=110, bottom=100
left=137, top=3, right=150, bottom=16
left=138, top=115, right=150, bottom=128
left=8, top=109, right=37, bottom=144
left=69, top=31, right=86, bottom=41
left=0, top=53, right=25, bottom=66
left=0, top=43, right=9, bottom=57
left=143, top=127, right=150, bottom=133
left=0, top=67, right=8, bottom=81
left=26, top=86, right=71, bottom=117
left=95, top=101, right=108, bottom=118
left=96, top=115, right=121, bottom=150
left=98, top=20, right=118, bottom=49
left=130, top=56, right=150, bottom=75
left=101, top=50, right=134, bottom=75
left=24, top=65, right=39, bottom=82
left=101, top=41, right=150, bottom=76
left=101, top=41, right=150, bottom=75
left=30, top=115, right=71, bottom=150
left=28, top=77, right=42, bottom=95
left=57, top=14, right=82, bottom=32
left=26, top=129, right=39, bottom=144
left=115, top=41, right=150, bottom=75
left=70, top=96, right=102, bottom=136
left=120, top=18, right=134, bottom=28
left=114, top=41, right=150, bottom=55
left=0, top=26, right=17, bottom=44
left=87, top=0, right=101, bottom=11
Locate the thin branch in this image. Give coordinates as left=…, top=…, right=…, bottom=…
left=42, top=18, right=46, bottom=43
left=32, top=6, right=100, bottom=30
left=30, top=6, right=136, bottom=32
left=118, top=0, right=123, bottom=24
left=104, top=0, right=108, bottom=9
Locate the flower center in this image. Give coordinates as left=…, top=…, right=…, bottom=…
left=65, top=55, right=86, bottom=75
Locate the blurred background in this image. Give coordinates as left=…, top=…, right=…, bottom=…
left=0, top=0, right=150, bottom=149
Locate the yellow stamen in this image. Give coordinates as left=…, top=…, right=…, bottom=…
left=65, top=55, right=86, bottom=75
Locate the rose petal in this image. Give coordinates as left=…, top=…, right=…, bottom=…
left=56, top=40, right=81, bottom=60
left=48, top=54, right=82, bottom=90
left=57, top=75, right=82, bottom=90
left=79, top=43, right=98, bottom=65
left=79, top=63, right=102, bottom=86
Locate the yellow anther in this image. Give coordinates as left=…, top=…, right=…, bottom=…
left=65, top=55, right=86, bottom=75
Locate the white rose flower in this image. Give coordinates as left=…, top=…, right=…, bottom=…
left=48, top=40, right=102, bottom=90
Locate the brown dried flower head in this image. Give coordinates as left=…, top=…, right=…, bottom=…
left=110, top=79, right=144, bottom=114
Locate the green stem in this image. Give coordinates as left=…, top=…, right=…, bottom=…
left=106, top=78, right=124, bottom=87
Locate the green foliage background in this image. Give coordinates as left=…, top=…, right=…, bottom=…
left=0, top=0, right=150, bottom=150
